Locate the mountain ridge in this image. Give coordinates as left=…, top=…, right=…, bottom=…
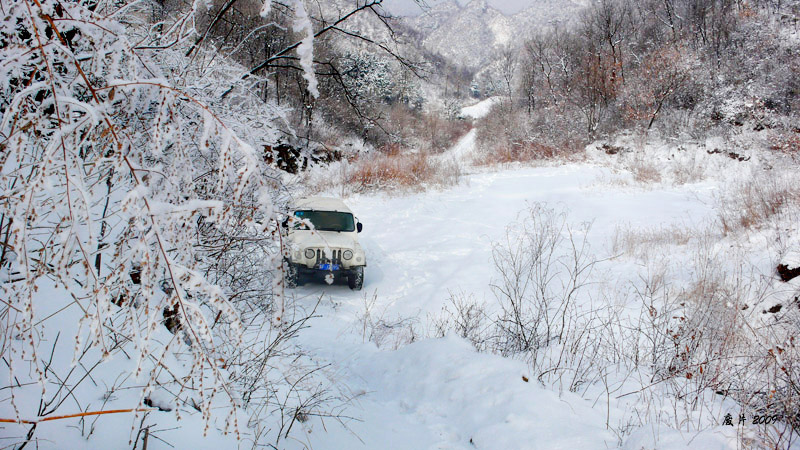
left=402, top=0, right=585, bottom=70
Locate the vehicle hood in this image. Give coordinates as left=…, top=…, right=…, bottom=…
left=288, top=230, right=359, bottom=250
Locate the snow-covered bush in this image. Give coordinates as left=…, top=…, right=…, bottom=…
left=355, top=290, right=419, bottom=350
left=420, top=203, right=605, bottom=390
left=490, top=204, right=595, bottom=359
left=606, top=207, right=800, bottom=447
left=0, top=0, right=336, bottom=446
left=431, top=198, right=800, bottom=446
left=430, top=290, right=491, bottom=351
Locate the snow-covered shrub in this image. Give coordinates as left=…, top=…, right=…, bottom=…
left=355, top=290, right=418, bottom=350
left=627, top=155, right=663, bottom=183
left=608, top=215, right=800, bottom=447
left=748, top=297, right=800, bottom=447
left=418, top=111, right=472, bottom=153
left=429, top=290, right=491, bottom=351
left=489, top=204, right=596, bottom=377
left=0, top=0, right=335, bottom=446
left=433, top=156, right=464, bottom=187
left=376, top=103, right=471, bottom=154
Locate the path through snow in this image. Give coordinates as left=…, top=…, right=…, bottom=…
left=459, top=97, right=506, bottom=120
left=290, top=158, right=719, bottom=448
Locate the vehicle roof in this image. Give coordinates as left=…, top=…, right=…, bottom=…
left=292, top=196, right=353, bottom=213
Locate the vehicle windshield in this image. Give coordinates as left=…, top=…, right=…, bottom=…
left=293, top=210, right=355, bottom=232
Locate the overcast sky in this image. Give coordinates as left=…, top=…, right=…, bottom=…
left=382, top=0, right=539, bottom=16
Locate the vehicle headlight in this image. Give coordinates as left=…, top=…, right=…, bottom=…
left=304, top=248, right=316, bottom=259
left=343, top=250, right=353, bottom=260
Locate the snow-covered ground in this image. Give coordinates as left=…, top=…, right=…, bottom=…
left=437, top=128, right=477, bottom=161
left=285, top=160, right=727, bottom=448
left=8, top=121, right=795, bottom=449
left=7, top=127, right=793, bottom=448
left=459, top=97, right=505, bottom=119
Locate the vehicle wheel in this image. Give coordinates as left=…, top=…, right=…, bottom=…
left=285, top=263, right=299, bottom=289
left=348, top=266, right=364, bottom=291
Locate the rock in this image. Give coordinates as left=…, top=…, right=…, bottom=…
left=777, top=264, right=800, bottom=282
left=778, top=251, right=800, bottom=282
left=601, top=143, right=623, bottom=155
left=129, top=266, right=141, bottom=284
left=726, top=151, right=750, bottom=162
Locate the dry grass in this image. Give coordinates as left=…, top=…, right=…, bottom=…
left=628, top=157, right=663, bottom=184
left=472, top=100, right=585, bottom=167
left=473, top=141, right=563, bottom=166
left=768, top=130, right=800, bottom=156
left=342, top=151, right=464, bottom=192
left=301, top=107, right=471, bottom=195
left=300, top=145, right=466, bottom=196
left=347, top=152, right=434, bottom=190
left=612, top=224, right=698, bottom=260
left=718, top=175, right=800, bottom=233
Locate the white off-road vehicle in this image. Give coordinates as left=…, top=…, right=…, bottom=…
left=284, top=197, right=366, bottom=290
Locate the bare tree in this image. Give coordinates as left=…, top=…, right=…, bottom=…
left=499, top=44, right=519, bottom=111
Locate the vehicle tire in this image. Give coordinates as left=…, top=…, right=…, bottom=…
left=285, top=263, right=299, bottom=289
left=348, top=266, right=364, bottom=291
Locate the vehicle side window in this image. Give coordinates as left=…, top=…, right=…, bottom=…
left=292, top=211, right=312, bottom=230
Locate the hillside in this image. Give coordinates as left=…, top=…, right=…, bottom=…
left=403, top=0, right=584, bottom=70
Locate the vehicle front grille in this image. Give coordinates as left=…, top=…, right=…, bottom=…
left=314, top=248, right=343, bottom=267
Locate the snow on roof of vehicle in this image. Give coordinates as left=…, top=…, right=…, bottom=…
left=293, top=196, right=353, bottom=213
